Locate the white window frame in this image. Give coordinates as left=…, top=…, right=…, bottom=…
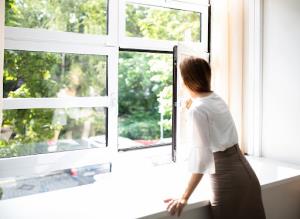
left=4, top=0, right=119, bottom=47
left=174, top=43, right=209, bottom=162
left=0, top=0, right=210, bottom=178
left=117, top=0, right=210, bottom=152
left=119, top=0, right=209, bottom=52
left=0, top=0, right=119, bottom=178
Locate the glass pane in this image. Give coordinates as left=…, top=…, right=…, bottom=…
left=0, top=107, right=107, bottom=158
left=5, top=0, right=108, bottom=35
left=118, top=51, right=172, bottom=149
left=4, top=50, right=107, bottom=98
left=0, top=163, right=111, bottom=200
left=126, top=3, right=201, bottom=42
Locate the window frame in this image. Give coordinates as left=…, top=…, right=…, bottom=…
left=117, top=0, right=210, bottom=151
left=172, top=43, right=210, bottom=162
left=4, top=0, right=119, bottom=47
left=0, top=0, right=119, bottom=178
left=0, top=0, right=210, bottom=179
left=119, top=0, right=209, bottom=52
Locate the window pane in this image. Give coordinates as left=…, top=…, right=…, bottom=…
left=126, top=3, right=201, bottom=42
left=0, top=107, right=107, bottom=158
left=5, top=0, right=108, bottom=35
left=4, top=50, right=107, bottom=98
left=0, top=163, right=111, bottom=200
left=118, top=51, right=172, bottom=149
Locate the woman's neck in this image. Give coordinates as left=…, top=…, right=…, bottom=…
left=190, top=91, right=213, bottom=99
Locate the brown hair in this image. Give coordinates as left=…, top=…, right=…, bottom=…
left=179, top=57, right=211, bottom=93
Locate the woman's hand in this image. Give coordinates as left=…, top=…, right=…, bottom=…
left=163, top=175, right=202, bottom=217
left=164, top=198, right=187, bottom=217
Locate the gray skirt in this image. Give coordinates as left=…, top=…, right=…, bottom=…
left=209, top=145, right=266, bottom=219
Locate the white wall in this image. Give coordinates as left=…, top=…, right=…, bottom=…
left=262, top=179, right=300, bottom=219
left=262, top=0, right=300, bottom=165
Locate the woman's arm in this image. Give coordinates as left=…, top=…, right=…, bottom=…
left=164, top=173, right=203, bottom=217
left=182, top=173, right=203, bottom=201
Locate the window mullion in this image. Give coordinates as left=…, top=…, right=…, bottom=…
left=4, top=34, right=115, bottom=56
left=107, top=0, right=119, bottom=47
left=3, top=97, right=109, bottom=110
left=107, top=48, right=119, bottom=153
left=5, top=27, right=109, bottom=47
left=0, top=148, right=112, bottom=178
left=120, top=37, right=205, bottom=52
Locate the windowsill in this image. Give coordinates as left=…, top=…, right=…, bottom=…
left=0, top=156, right=300, bottom=219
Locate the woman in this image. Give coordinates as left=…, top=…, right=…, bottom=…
left=164, top=57, right=266, bottom=219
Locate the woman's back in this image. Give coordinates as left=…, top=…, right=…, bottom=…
left=189, top=92, right=238, bottom=152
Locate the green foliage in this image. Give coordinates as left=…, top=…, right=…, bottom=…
left=1, top=51, right=107, bottom=157
left=119, top=113, right=160, bottom=140
left=4, top=50, right=60, bottom=98
left=5, top=0, right=107, bottom=34
left=126, top=4, right=201, bottom=42
left=118, top=52, right=172, bottom=141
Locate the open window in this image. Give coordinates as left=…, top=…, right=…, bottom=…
left=117, top=0, right=209, bottom=153
left=119, top=0, right=209, bottom=51
left=0, top=0, right=210, bottom=200
left=118, top=50, right=173, bottom=151
left=172, top=43, right=209, bottom=162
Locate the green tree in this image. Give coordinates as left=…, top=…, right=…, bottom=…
left=2, top=0, right=108, bottom=157
left=5, top=0, right=107, bottom=34
left=118, top=52, right=172, bottom=141
left=1, top=51, right=107, bottom=157
left=126, top=4, right=201, bottom=42
left=118, top=3, right=201, bottom=145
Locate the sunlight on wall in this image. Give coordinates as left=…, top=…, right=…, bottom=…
left=210, top=0, right=244, bottom=151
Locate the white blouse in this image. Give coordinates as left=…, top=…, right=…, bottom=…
left=187, top=92, right=238, bottom=174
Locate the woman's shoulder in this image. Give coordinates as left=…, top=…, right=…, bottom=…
left=190, top=92, right=230, bottom=117
left=190, top=93, right=216, bottom=110
left=189, top=102, right=209, bottom=121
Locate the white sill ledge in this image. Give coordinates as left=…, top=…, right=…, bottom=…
left=0, top=156, right=300, bottom=219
